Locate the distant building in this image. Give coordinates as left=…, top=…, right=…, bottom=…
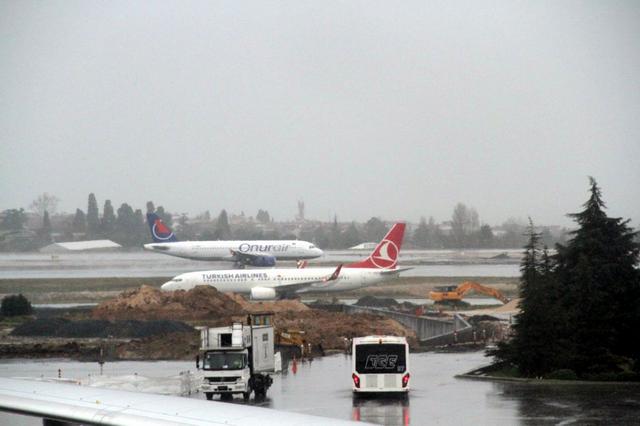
left=349, top=242, right=377, bottom=250
left=40, top=240, right=122, bottom=253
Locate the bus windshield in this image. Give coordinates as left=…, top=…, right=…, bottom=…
left=203, top=352, right=246, bottom=370
left=355, top=343, right=406, bottom=374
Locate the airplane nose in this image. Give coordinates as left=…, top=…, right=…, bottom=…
left=161, top=281, right=173, bottom=291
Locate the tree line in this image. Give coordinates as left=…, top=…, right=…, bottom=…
left=491, top=178, right=640, bottom=380
left=2, top=195, right=569, bottom=250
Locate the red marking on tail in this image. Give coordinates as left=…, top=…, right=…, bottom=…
left=346, top=223, right=406, bottom=269
left=154, top=219, right=171, bottom=234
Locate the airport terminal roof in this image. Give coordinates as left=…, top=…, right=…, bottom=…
left=40, top=240, right=122, bottom=253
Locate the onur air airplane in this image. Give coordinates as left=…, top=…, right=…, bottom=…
left=143, top=212, right=323, bottom=267
left=161, top=223, right=410, bottom=299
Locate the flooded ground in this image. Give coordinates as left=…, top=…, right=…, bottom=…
left=1, top=352, right=639, bottom=425
left=0, top=251, right=520, bottom=279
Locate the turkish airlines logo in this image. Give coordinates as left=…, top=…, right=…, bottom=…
left=152, top=219, right=174, bottom=241
left=370, top=240, right=398, bottom=269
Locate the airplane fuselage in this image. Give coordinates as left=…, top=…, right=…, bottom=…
left=161, top=267, right=400, bottom=294
left=144, top=240, right=323, bottom=261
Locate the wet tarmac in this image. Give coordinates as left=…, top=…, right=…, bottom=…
left=1, top=352, right=639, bottom=425
left=0, top=251, right=520, bottom=279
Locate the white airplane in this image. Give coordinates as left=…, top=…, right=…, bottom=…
left=144, top=212, right=323, bottom=267
left=161, top=223, right=410, bottom=299
left=0, top=377, right=367, bottom=425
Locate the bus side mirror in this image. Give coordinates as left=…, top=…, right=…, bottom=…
left=196, top=355, right=200, bottom=370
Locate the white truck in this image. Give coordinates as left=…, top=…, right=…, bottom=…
left=196, top=313, right=274, bottom=400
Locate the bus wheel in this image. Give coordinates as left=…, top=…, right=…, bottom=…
left=205, top=393, right=213, bottom=400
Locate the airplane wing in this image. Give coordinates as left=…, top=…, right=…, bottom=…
left=379, top=266, right=413, bottom=275
left=0, top=377, right=366, bottom=426
left=273, top=264, right=343, bottom=296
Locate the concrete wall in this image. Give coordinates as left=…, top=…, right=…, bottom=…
left=343, top=305, right=471, bottom=343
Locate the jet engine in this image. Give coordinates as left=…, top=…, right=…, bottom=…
left=247, top=255, right=276, bottom=267
left=250, top=287, right=277, bottom=300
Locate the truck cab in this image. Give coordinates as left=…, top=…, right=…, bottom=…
left=200, top=349, right=251, bottom=399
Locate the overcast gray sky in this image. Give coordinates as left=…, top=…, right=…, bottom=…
left=1, top=1, right=639, bottom=226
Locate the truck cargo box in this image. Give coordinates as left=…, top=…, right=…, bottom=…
left=250, top=326, right=274, bottom=374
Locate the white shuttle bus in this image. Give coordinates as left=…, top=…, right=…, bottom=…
left=351, top=336, right=410, bottom=396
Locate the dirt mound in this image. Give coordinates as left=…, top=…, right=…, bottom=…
left=227, top=293, right=310, bottom=313
left=493, top=298, right=520, bottom=312
left=92, top=285, right=244, bottom=320
left=353, top=296, right=399, bottom=308
left=11, top=318, right=193, bottom=338
left=115, top=331, right=199, bottom=360
left=274, top=310, right=416, bottom=350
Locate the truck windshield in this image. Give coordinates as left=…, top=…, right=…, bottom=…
left=354, top=344, right=406, bottom=374
left=203, top=352, right=246, bottom=370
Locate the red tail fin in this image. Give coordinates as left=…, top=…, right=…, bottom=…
left=346, top=223, right=406, bottom=269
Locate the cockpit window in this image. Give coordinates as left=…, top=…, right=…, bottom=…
left=309, top=245, right=316, bottom=249
left=173, top=278, right=182, bottom=282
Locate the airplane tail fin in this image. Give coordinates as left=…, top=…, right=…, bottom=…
left=146, top=212, right=178, bottom=242
left=346, top=223, right=405, bottom=269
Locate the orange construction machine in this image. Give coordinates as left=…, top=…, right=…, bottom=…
left=429, top=281, right=509, bottom=304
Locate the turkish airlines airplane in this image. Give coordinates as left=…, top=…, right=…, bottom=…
left=143, top=213, right=323, bottom=267
left=161, top=223, right=410, bottom=299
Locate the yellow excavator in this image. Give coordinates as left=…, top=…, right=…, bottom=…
left=275, top=329, right=313, bottom=358
left=429, top=281, right=509, bottom=304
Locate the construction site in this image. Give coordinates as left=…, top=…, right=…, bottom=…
left=0, top=279, right=518, bottom=361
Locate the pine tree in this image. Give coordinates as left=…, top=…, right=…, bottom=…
left=40, top=210, right=52, bottom=244
left=364, top=217, right=387, bottom=243
left=215, top=210, right=231, bottom=239
left=478, top=224, right=494, bottom=248
left=256, top=209, right=270, bottom=224
left=555, top=177, right=640, bottom=375
left=413, top=217, right=430, bottom=248
left=113, top=203, right=139, bottom=246
left=341, top=222, right=362, bottom=248
left=134, top=209, right=147, bottom=244
left=86, top=193, right=100, bottom=238
left=102, top=200, right=116, bottom=236
left=72, top=209, right=86, bottom=233
left=0, top=209, right=27, bottom=230
left=490, top=220, right=564, bottom=376
left=508, top=220, right=551, bottom=376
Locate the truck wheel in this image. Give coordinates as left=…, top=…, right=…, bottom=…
left=205, top=393, right=213, bottom=400
left=243, top=391, right=251, bottom=401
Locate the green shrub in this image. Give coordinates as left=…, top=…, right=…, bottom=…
left=545, top=369, right=578, bottom=380
left=615, top=371, right=640, bottom=382
left=583, top=371, right=621, bottom=382
left=1, top=294, right=33, bottom=317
